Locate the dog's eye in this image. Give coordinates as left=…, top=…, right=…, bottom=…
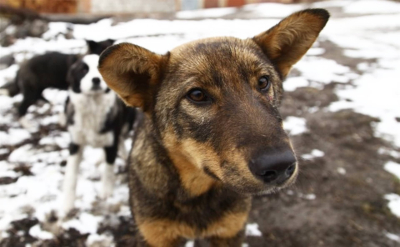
left=258, top=76, right=271, bottom=92
left=187, top=89, right=209, bottom=103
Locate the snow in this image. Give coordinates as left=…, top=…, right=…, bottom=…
left=185, top=241, right=195, bottom=247
left=301, top=149, right=325, bottom=160
left=29, top=224, right=54, bottom=240
left=385, top=232, right=400, bottom=243
left=242, top=3, right=303, bottom=18
left=337, top=167, right=346, bottom=175
left=0, top=128, right=31, bottom=146
left=176, top=7, right=236, bottom=19
left=385, top=194, right=400, bottom=218
left=384, top=161, right=400, bottom=180
left=245, top=223, right=262, bottom=237
left=293, top=56, right=351, bottom=84
left=283, top=77, right=309, bottom=92
left=86, top=233, right=114, bottom=247
left=283, top=117, right=307, bottom=136
left=343, top=0, right=400, bottom=14
left=329, top=68, right=400, bottom=147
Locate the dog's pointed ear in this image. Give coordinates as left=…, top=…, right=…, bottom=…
left=253, top=9, right=329, bottom=78
left=98, top=43, right=165, bottom=111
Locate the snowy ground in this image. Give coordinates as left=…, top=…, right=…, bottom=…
left=0, top=0, right=400, bottom=246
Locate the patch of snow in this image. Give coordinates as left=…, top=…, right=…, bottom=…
left=0, top=128, right=31, bottom=146
left=176, top=7, right=236, bottom=19
left=62, top=213, right=103, bottom=234
left=0, top=64, right=19, bottom=87
left=344, top=0, right=400, bottom=15
left=302, top=149, right=325, bottom=160
left=0, top=148, right=9, bottom=155
left=299, top=193, right=317, bottom=200
left=337, top=167, right=346, bottom=175
left=294, top=57, right=351, bottom=84
left=378, top=148, right=400, bottom=159
left=329, top=68, right=400, bottom=147
left=29, top=224, right=54, bottom=240
left=385, top=232, right=400, bottom=243
left=283, top=77, right=309, bottom=92
left=284, top=117, right=307, bottom=136
left=384, top=161, right=400, bottom=180
left=185, top=241, right=195, bottom=247
left=41, top=115, right=60, bottom=126
left=307, top=47, right=325, bottom=56
left=86, top=233, right=114, bottom=247
left=385, top=194, right=400, bottom=218
left=242, top=3, right=303, bottom=18
left=245, top=223, right=262, bottom=236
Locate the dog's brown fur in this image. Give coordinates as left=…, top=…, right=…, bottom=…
left=99, top=9, right=329, bottom=246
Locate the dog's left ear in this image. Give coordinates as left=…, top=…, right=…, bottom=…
left=253, top=9, right=329, bottom=78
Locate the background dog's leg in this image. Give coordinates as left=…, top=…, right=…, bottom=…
left=18, top=87, right=42, bottom=131
left=62, top=143, right=82, bottom=216
left=118, top=138, right=128, bottom=161
left=101, top=145, right=117, bottom=199
left=208, top=230, right=245, bottom=247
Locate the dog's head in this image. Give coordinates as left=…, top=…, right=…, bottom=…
left=86, top=39, right=115, bottom=55
left=68, top=54, right=110, bottom=95
left=99, top=9, right=329, bottom=195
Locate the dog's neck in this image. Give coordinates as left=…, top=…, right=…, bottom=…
left=131, top=113, right=225, bottom=201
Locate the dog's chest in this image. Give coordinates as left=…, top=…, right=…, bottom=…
left=68, top=92, right=116, bottom=147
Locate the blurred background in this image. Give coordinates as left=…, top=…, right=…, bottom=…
left=0, top=0, right=400, bottom=247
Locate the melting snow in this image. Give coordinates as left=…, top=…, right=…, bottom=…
left=284, top=117, right=307, bottom=136
left=385, top=194, right=400, bottom=218
left=384, top=161, right=400, bottom=180
left=245, top=223, right=262, bottom=236
left=385, top=232, right=400, bottom=243
left=301, top=149, right=325, bottom=160
left=0, top=128, right=31, bottom=146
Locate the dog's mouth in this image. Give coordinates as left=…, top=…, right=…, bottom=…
left=91, top=85, right=102, bottom=91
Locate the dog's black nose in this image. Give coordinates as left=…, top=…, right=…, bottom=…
left=92, top=77, right=101, bottom=85
left=249, top=150, right=296, bottom=184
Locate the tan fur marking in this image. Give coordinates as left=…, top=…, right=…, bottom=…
left=169, top=150, right=217, bottom=197
left=138, top=211, right=248, bottom=246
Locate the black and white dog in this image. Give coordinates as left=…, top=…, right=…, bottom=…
left=0, top=39, right=114, bottom=129
left=62, top=54, right=135, bottom=216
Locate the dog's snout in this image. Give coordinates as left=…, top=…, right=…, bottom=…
left=250, top=150, right=296, bottom=184
left=92, top=77, right=101, bottom=85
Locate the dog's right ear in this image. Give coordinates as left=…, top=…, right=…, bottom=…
left=98, top=43, right=165, bottom=111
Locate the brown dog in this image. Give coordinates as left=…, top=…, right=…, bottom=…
left=99, top=9, right=329, bottom=246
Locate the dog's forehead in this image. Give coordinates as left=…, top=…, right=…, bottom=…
left=82, top=54, right=100, bottom=69
left=169, top=37, right=271, bottom=72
